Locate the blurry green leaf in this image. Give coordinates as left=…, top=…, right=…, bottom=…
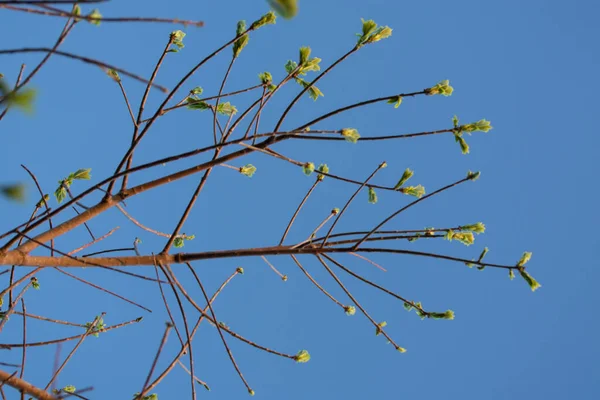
left=1, top=183, right=26, bottom=203
left=268, top=0, right=298, bottom=19
left=62, top=386, right=76, bottom=394
left=316, top=164, right=329, bottom=181
left=106, top=69, right=121, bottom=82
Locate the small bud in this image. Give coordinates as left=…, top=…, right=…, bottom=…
left=31, top=277, right=40, bottom=290
left=332, top=208, right=340, bottom=215
left=396, top=346, right=407, bottom=353
left=341, top=128, right=360, bottom=143
left=106, top=69, right=121, bottom=82
left=387, top=95, right=403, bottom=108
left=173, top=237, right=184, bottom=248
left=294, top=349, right=311, bottom=363
left=236, top=267, right=244, bottom=274
left=375, top=321, right=387, bottom=336
left=302, top=162, right=315, bottom=176
left=467, top=170, right=481, bottom=181
left=509, top=269, right=515, bottom=280
left=248, top=389, right=255, bottom=396
left=239, top=164, right=257, bottom=178
left=88, top=9, right=102, bottom=26
left=317, top=164, right=329, bottom=181
left=344, top=305, right=356, bottom=316
left=281, top=275, right=288, bottom=282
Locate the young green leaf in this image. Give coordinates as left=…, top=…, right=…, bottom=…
left=88, top=9, right=102, bottom=26
left=394, top=168, right=414, bottom=190
left=216, top=102, right=238, bottom=116
left=240, top=164, right=257, bottom=178
left=368, top=187, right=378, bottom=204
left=387, top=95, right=402, bottom=108
left=427, top=80, right=454, bottom=96
left=294, top=349, right=311, bottom=363
left=250, top=10, right=277, bottom=30
left=518, top=269, right=541, bottom=292
left=399, top=185, right=425, bottom=198
left=341, top=128, right=360, bottom=143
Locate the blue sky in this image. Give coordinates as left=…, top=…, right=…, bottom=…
left=1, top=0, right=599, bottom=399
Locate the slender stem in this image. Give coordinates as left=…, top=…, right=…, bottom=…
left=321, top=162, right=386, bottom=248
left=279, top=179, right=320, bottom=245
left=138, top=323, right=173, bottom=399
left=274, top=46, right=358, bottom=132
left=187, top=263, right=253, bottom=394
left=44, top=313, right=106, bottom=390
left=352, top=177, right=470, bottom=249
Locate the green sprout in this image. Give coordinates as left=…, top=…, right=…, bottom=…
left=88, top=9, right=102, bottom=26
left=357, top=19, right=393, bottom=47
left=236, top=267, right=244, bottom=274
left=250, top=10, right=277, bottom=30
left=341, top=128, right=360, bottom=143
left=368, top=187, right=378, bottom=204
left=258, top=71, right=277, bottom=91
left=467, top=170, right=481, bottom=181
left=462, top=119, right=493, bottom=133
left=216, top=102, right=238, bottom=116
left=444, top=230, right=475, bottom=246
left=233, top=20, right=249, bottom=58
left=394, top=168, right=414, bottom=190
left=302, top=162, right=315, bottom=176
left=317, top=164, right=329, bottom=181
left=399, top=185, right=425, bottom=198
left=31, top=277, right=40, bottom=290
left=285, top=47, right=324, bottom=100
left=54, top=168, right=92, bottom=204
left=387, top=95, right=402, bottom=108
left=344, top=305, right=356, bottom=316
left=427, top=80, right=454, bottom=96
left=429, top=310, right=455, bottom=320
left=460, top=222, right=486, bottom=234
left=294, top=349, right=311, bottom=363
left=375, top=321, right=387, bottom=336
left=106, top=69, right=121, bottom=83
left=85, top=316, right=106, bottom=338
left=240, top=164, right=257, bottom=178
left=169, top=30, right=186, bottom=52
left=62, top=386, right=76, bottom=394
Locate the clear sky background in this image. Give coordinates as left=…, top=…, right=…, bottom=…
left=1, top=0, right=599, bottom=399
